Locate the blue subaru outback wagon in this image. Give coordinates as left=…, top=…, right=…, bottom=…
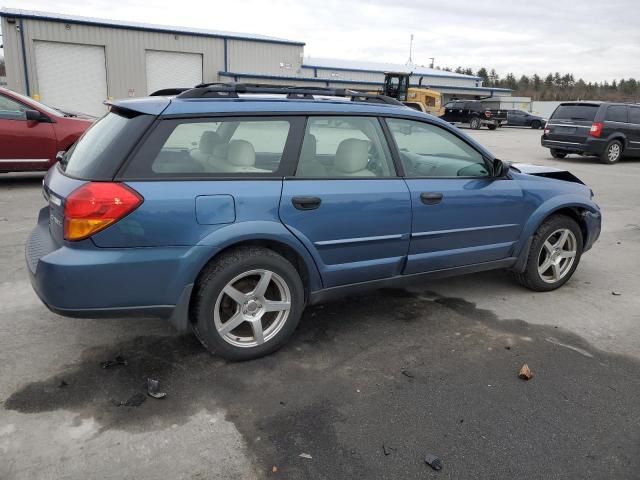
left=26, top=84, right=601, bottom=360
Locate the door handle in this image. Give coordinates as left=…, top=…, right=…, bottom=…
left=420, top=192, right=443, bottom=205
left=292, top=196, right=322, bottom=210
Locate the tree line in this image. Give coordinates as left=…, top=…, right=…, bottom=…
left=435, top=65, right=639, bottom=102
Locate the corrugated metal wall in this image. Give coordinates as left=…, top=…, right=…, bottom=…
left=227, top=39, right=302, bottom=76
left=1, top=16, right=305, bottom=100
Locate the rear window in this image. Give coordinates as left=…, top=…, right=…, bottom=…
left=551, top=104, right=599, bottom=121
left=605, top=105, right=628, bottom=123
left=63, top=110, right=153, bottom=180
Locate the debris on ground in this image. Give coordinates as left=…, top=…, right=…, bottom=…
left=271, top=465, right=278, bottom=473
left=299, top=453, right=312, bottom=459
left=382, top=444, right=396, bottom=456
left=58, top=380, right=68, bottom=388
left=147, top=378, right=167, bottom=399
left=425, top=453, right=442, bottom=471
left=612, top=291, right=622, bottom=296
left=112, top=393, right=146, bottom=407
left=401, top=369, right=415, bottom=378
left=504, top=346, right=511, bottom=350
left=101, top=355, right=128, bottom=369
left=518, top=364, right=533, bottom=380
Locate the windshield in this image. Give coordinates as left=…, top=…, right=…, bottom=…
left=551, top=104, right=599, bottom=121
left=6, top=90, right=64, bottom=118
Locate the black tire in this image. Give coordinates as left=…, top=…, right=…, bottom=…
left=550, top=149, right=567, bottom=159
left=487, top=123, right=497, bottom=130
left=531, top=120, right=541, bottom=129
left=191, top=246, right=304, bottom=361
left=599, top=139, right=623, bottom=164
left=514, top=215, right=583, bottom=292
left=469, top=117, right=481, bottom=130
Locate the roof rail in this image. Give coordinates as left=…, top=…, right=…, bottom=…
left=149, top=87, right=192, bottom=96
left=173, top=82, right=406, bottom=107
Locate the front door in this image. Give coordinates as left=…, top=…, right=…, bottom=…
left=0, top=92, right=56, bottom=170
left=385, top=117, right=529, bottom=274
left=279, top=116, right=411, bottom=287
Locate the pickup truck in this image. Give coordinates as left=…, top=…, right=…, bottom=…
left=440, top=100, right=507, bottom=130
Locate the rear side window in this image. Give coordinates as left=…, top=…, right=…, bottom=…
left=63, top=110, right=153, bottom=180
left=124, top=117, right=297, bottom=177
left=630, top=107, right=640, bottom=125
left=295, top=116, right=395, bottom=178
left=551, top=104, right=598, bottom=121
left=605, top=105, right=628, bottom=123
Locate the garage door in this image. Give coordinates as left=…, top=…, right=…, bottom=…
left=146, top=51, right=203, bottom=94
left=34, top=42, right=108, bottom=117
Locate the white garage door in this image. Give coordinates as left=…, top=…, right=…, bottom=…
left=34, top=42, right=108, bottom=117
left=146, top=51, right=203, bottom=94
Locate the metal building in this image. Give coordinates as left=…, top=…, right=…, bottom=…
left=1, top=7, right=511, bottom=116
left=0, top=8, right=305, bottom=115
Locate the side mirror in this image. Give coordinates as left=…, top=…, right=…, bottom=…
left=25, top=110, right=49, bottom=122
left=492, top=158, right=510, bottom=178
left=55, top=151, right=66, bottom=163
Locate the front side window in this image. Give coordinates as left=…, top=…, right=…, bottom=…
left=295, top=116, right=396, bottom=178
left=139, top=118, right=292, bottom=175
left=0, top=94, right=28, bottom=120
left=605, top=105, right=628, bottom=123
left=386, top=118, right=489, bottom=178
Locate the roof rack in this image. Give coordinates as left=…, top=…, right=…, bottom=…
left=168, top=82, right=405, bottom=107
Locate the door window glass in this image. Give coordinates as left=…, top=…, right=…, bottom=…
left=629, top=107, right=640, bottom=125
left=386, top=118, right=489, bottom=178
left=296, top=116, right=396, bottom=178
left=0, top=94, right=28, bottom=120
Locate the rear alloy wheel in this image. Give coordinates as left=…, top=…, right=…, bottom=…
left=192, top=247, right=304, bottom=361
left=470, top=117, right=481, bottom=129
left=550, top=149, right=567, bottom=159
left=514, top=215, right=583, bottom=291
left=531, top=120, right=541, bottom=129
left=600, top=140, right=623, bottom=164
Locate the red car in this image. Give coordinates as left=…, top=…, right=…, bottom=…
left=0, top=87, right=94, bottom=173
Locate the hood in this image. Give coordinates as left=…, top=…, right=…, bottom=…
left=511, top=163, right=584, bottom=185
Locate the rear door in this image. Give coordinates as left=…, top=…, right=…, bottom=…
left=628, top=106, right=640, bottom=152
left=546, top=103, right=599, bottom=144
left=0, top=91, right=56, bottom=170
left=279, top=116, right=411, bottom=287
left=385, top=117, right=529, bottom=274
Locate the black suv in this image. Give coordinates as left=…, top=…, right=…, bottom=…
left=441, top=100, right=507, bottom=130
left=542, top=102, right=640, bottom=164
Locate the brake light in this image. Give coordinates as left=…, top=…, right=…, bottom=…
left=544, top=128, right=550, bottom=135
left=64, top=182, right=143, bottom=241
left=589, top=122, right=603, bottom=138
left=484, top=110, right=492, bottom=118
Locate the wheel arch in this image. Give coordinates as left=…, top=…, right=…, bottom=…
left=512, top=197, right=599, bottom=272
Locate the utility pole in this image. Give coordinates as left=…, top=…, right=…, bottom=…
left=429, top=57, right=435, bottom=69
left=407, top=34, right=414, bottom=66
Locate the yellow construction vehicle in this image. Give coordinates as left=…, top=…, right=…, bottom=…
left=377, top=72, right=444, bottom=116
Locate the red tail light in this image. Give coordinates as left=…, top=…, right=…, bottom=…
left=484, top=111, right=492, bottom=118
left=64, top=182, right=143, bottom=241
left=589, top=122, right=603, bottom=138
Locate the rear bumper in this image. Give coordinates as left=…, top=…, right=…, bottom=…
left=541, top=137, right=607, bottom=155
left=26, top=213, right=212, bottom=329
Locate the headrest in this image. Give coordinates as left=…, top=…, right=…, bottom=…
left=227, top=140, right=256, bottom=167
left=199, top=131, right=222, bottom=155
left=301, top=133, right=317, bottom=159
left=334, top=138, right=369, bottom=173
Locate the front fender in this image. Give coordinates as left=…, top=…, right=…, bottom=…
left=512, top=194, right=600, bottom=270
left=196, top=220, right=323, bottom=291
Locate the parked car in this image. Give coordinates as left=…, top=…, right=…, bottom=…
left=0, top=87, right=93, bottom=173
left=541, top=101, right=640, bottom=164
left=507, top=110, right=546, bottom=129
left=440, top=100, right=507, bottom=130
left=26, top=84, right=601, bottom=360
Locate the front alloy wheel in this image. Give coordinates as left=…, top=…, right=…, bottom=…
left=537, top=229, right=577, bottom=284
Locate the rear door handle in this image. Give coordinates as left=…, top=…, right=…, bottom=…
left=420, top=192, right=443, bottom=205
left=292, top=196, right=322, bottom=210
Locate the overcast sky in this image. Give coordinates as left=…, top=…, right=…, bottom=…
left=2, top=0, right=639, bottom=82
